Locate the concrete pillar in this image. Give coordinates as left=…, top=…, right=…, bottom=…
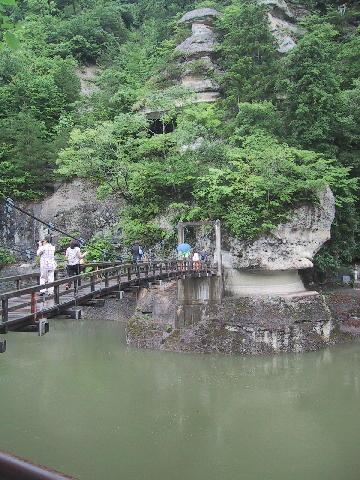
left=214, top=219, right=222, bottom=277
left=178, top=222, right=185, bottom=244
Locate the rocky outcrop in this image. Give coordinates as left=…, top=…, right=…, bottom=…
left=0, top=180, right=123, bottom=257
left=225, top=187, right=335, bottom=271
left=126, top=278, right=355, bottom=355
left=175, top=8, right=221, bottom=103
left=136, top=282, right=177, bottom=324
left=143, top=2, right=305, bottom=116
left=258, top=0, right=306, bottom=53
left=75, top=65, right=99, bottom=96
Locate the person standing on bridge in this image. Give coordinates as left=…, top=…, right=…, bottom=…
left=192, top=251, right=201, bottom=271
left=65, top=240, right=87, bottom=291
left=37, top=235, right=57, bottom=296
left=131, top=242, right=143, bottom=263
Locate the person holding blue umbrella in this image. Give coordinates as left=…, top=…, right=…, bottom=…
left=177, top=242, right=191, bottom=271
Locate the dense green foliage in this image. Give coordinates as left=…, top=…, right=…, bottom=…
left=1, top=0, right=359, bottom=272
left=0, top=247, right=15, bottom=267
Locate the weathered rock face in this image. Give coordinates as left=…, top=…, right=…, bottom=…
left=126, top=278, right=347, bottom=355
left=136, top=282, right=177, bottom=324
left=225, top=187, right=335, bottom=271
left=179, top=7, right=220, bottom=25
left=258, top=0, right=306, bottom=53
left=0, top=180, right=123, bottom=257
left=144, top=2, right=305, bottom=116
left=75, top=65, right=99, bottom=96
left=175, top=8, right=221, bottom=103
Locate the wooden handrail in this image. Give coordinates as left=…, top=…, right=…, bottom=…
left=0, top=260, right=211, bottom=324
left=0, top=273, right=40, bottom=283
left=0, top=260, right=171, bottom=284
left=0, top=261, right=181, bottom=301
left=0, top=266, right=123, bottom=300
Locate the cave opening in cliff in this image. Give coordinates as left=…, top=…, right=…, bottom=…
left=149, top=118, right=176, bottom=135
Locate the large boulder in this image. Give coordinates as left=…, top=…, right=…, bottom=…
left=224, top=187, right=336, bottom=271
left=176, top=23, right=217, bottom=56
left=178, top=8, right=221, bottom=25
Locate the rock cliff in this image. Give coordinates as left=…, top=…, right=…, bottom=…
left=224, top=187, right=335, bottom=271
left=144, top=2, right=305, bottom=112
left=259, top=0, right=306, bottom=53
left=125, top=278, right=354, bottom=355
left=0, top=180, right=123, bottom=258
left=175, top=8, right=221, bottom=103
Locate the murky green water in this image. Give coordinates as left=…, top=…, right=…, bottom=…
left=1, top=319, right=360, bottom=480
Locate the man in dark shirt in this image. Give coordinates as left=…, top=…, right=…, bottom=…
left=131, top=242, right=143, bottom=263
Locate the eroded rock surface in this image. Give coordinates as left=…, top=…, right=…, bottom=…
left=75, top=65, right=99, bottom=96
left=0, top=179, right=123, bottom=254
left=175, top=8, right=221, bottom=103
left=225, top=187, right=335, bottom=271
left=126, top=279, right=351, bottom=355
left=258, top=0, right=306, bottom=53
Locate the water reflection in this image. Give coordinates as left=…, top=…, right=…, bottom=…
left=1, top=320, right=360, bottom=480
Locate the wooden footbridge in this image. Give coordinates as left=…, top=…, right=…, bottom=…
left=0, top=260, right=213, bottom=332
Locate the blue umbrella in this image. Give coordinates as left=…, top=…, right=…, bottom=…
left=177, top=243, right=191, bottom=253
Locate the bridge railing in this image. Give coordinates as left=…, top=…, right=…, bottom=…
left=0, top=260, right=211, bottom=324
left=0, top=262, right=122, bottom=293
left=0, top=260, right=177, bottom=293
left=0, top=272, right=41, bottom=292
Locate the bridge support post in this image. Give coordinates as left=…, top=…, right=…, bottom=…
left=104, top=272, right=109, bottom=288
left=54, top=271, right=60, bottom=305
left=30, top=292, right=37, bottom=317
left=178, top=222, right=185, bottom=244
left=214, top=219, right=222, bottom=277
left=90, top=273, right=95, bottom=292
left=116, top=271, right=122, bottom=298
left=54, top=284, right=60, bottom=305
left=1, top=299, right=8, bottom=324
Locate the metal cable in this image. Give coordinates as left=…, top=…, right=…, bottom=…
left=0, top=194, right=109, bottom=257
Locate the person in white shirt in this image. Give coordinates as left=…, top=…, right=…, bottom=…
left=65, top=240, right=87, bottom=291
left=192, top=251, right=200, bottom=271
left=37, top=235, right=57, bottom=296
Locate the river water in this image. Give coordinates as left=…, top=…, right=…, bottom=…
left=1, top=319, right=360, bottom=480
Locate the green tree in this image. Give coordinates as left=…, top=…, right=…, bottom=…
left=194, top=132, right=355, bottom=238
left=216, top=0, right=278, bottom=114
left=0, top=0, right=19, bottom=49
left=283, top=23, right=340, bottom=153
left=0, top=112, right=53, bottom=197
